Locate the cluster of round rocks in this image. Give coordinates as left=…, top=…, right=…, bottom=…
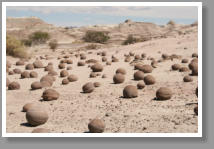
left=6, top=50, right=198, bottom=133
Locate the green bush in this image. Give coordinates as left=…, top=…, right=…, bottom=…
left=21, top=39, right=32, bottom=47
left=83, top=31, right=110, bottom=43
left=49, top=40, right=58, bottom=51
left=6, top=35, right=28, bottom=58
left=123, top=35, right=138, bottom=45
left=29, top=31, right=50, bottom=44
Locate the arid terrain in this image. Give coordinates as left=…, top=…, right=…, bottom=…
left=6, top=17, right=198, bottom=133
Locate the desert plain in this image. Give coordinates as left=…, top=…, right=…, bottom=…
left=6, top=17, right=198, bottom=133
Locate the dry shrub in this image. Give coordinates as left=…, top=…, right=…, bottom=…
left=49, top=40, right=58, bottom=51
left=83, top=31, right=110, bottom=43
left=6, top=35, right=28, bottom=58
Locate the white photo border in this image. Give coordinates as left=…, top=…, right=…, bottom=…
left=2, top=2, right=202, bottom=137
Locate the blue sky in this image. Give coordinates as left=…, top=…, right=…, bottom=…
left=6, top=6, right=198, bottom=27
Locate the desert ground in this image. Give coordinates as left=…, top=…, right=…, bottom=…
left=6, top=18, right=198, bottom=133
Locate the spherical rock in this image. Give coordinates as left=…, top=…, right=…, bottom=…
left=8, top=81, right=20, bottom=90
left=179, top=67, right=189, bottom=72
left=112, top=57, right=119, bottom=62
left=58, top=63, right=66, bottom=69
left=116, top=68, right=126, bottom=75
left=137, top=81, right=145, bottom=89
left=144, top=75, right=156, bottom=85
left=44, top=65, right=53, bottom=71
left=156, top=87, right=172, bottom=100
left=31, top=82, right=42, bottom=90
left=162, top=54, right=169, bottom=59
left=40, top=81, right=52, bottom=87
left=134, top=71, right=144, bottom=80
left=8, top=71, right=14, bottom=75
left=16, top=60, right=25, bottom=66
left=13, top=68, right=22, bottom=74
left=102, top=74, right=107, bottom=78
left=171, top=64, right=181, bottom=70
left=194, top=106, right=198, bottom=115
left=101, top=51, right=107, bottom=56
left=88, top=119, right=105, bottom=133
left=181, top=59, right=189, bottom=63
left=151, top=61, right=158, bottom=68
left=82, top=82, right=95, bottom=93
left=22, top=103, right=38, bottom=112
left=91, top=63, right=103, bottom=72
left=141, top=53, right=146, bottom=59
left=67, top=59, right=73, bottom=64
left=67, top=66, right=72, bottom=70
left=123, top=85, right=138, bottom=98
left=60, top=70, right=69, bottom=77
left=134, top=63, right=143, bottom=70
left=21, top=71, right=30, bottom=79
left=67, top=74, right=78, bottom=82
left=129, top=52, right=135, bottom=56
left=135, top=55, right=141, bottom=60
left=191, top=58, right=198, bottom=63
left=32, top=128, right=50, bottom=133
left=191, top=63, right=198, bottom=76
left=40, top=75, right=55, bottom=84
left=183, top=76, right=193, bottom=82
left=106, top=61, right=111, bottom=65
left=25, top=64, right=34, bottom=70
left=80, top=55, right=86, bottom=60
left=77, top=61, right=85, bottom=66
left=94, top=82, right=101, bottom=87
left=33, top=60, right=44, bottom=68
left=26, top=109, right=48, bottom=126
left=113, top=73, right=125, bottom=84
left=192, top=53, right=198, bottom=58
left=90, top=72, right=97, bottom=78
left=42, top=89, right=60, bottom=101
left=124, top=57, right=131, bottom=62
left=62, top=79, right=69, bottom=85
left=188, top=61, right=197, bottom=70
left=140, top=65, right=153, bottom=73
left=102, top=57, right=107, bottom=62
left=30, top=71, right=38, bottom=78
left=48, top=70, right=58, bottom=76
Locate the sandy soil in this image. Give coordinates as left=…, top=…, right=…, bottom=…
left=6, top=32, right=198, bottom=133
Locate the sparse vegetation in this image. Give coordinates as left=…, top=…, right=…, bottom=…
left=29, top=31, right=50, bottom=44
left=123, top=35, right=151, bottom=45
left=49, top=40, right=58, bottom=51
left=21, top=39, right=32, bottom=47
left=6, top=35, right=28, bottom=58
left=123, top=35, right=138, bottom=45
left=83, top=31, right=110, bottom=43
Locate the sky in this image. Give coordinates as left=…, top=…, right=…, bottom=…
left=6, top=6, right=198, bottom=27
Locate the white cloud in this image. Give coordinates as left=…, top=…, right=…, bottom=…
left=7, top=6, right=198, bottom=19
